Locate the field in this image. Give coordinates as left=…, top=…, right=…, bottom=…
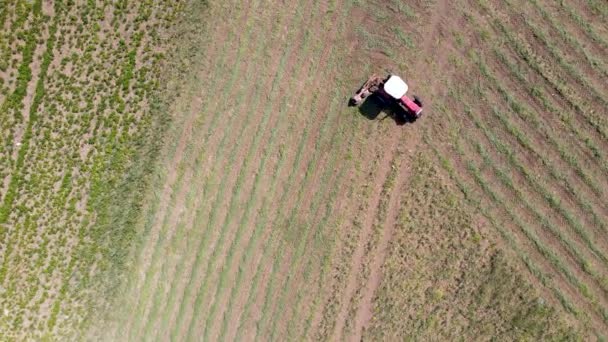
left=0, top=0, right=607, bottom=340
left=0, top=0, right=186, bottom=339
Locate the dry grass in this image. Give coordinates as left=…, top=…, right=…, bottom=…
left=364, top=154, right=580, bottom=340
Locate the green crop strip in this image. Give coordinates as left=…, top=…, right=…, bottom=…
left=286, top=100, right=364, bottom=341
left=0, top=1, right=53, bottom=286
left=266, top=95, right=344, bottom=340
left=128, top=113, right=199, bottom=340
left=501, top=0, right=608, bottom=108
left=226, top=68, right=339, bottom=342
left=556, top=0, right=608, bottom=50
left=255, top=8, right=360, bottom=342
left=0, top=1, right=192, bottom=338
left=472, top=51, right=607, bottom=204
left=527, top=0, right=608, bottom=79
left=47, top=1, right=159, bottom=333
left=585, top=0, right=608, bottom=18
left=264, top=48, right=372, bottom=342
left=127, top=21, right=250, bottom=342
left=0, top=0, right=43, bottom=224
left=295, top=86, right=370, bottom=341
left=461, top=146, right=606, bottom=323
left=476, top=1, right=608, bottom=146
left=457, top=100, right=608, bottom=292
left=112, top=0, right=251, bottom=336
left=492, top=48, right=608, bottom=175
left=0, top=0, right=7, bottom=28
left=464, top=11, right=608, bottom=236
left=466, top=106, right=608, bottom=286
left=232, top=19, right=351, bottom=342
left=163, top=1, right=300, bottom=339
left=286, top=138, right=381, bottom=342
left=252, top=75, right=333, bottom=339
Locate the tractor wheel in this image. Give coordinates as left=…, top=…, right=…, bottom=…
left=413, top=95, right=423, bottom=107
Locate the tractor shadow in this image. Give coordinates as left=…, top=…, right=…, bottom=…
left=351, top=94, right=414, bottom=126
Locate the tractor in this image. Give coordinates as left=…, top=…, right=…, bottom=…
left=350, top=74, right=423, bottom=122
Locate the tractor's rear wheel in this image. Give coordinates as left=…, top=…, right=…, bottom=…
left=413, top=95, right=423, bottom=107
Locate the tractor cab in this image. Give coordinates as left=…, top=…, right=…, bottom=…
left=381, top=75, right=423, bottom=120
left=383, top=75, right=409, bottom=99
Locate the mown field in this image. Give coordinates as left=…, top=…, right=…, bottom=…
left=1, top=0, right=607, bottom=340
left=93, top=0, right=608, bottom=340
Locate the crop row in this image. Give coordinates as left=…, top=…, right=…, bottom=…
left=0, top=0, right=184, bottom=338
left=113, top=4, right=250, bottom=336
left=477, top=1, right=608, bottom=147
left=117, top=0, right=267, bottom=339
left=466, top=4, right=608, bottom=228
left=422, top=1, right=608, bottom=333
left=471, top=20, right=608, bottom=318
left=173, top=4, right=307, bottom=341
left=198, top=3, right=333, bottom=341
left=557, top=0, right=608, bottom=50
left=427, top=139, right=595, bottom=332
left=179, top=6, right=305, bottom=340
left=472, top=57, right=608, bottom=265
left=250, top=6, right=376, bottom=342
left=526, top=0, right=608, bottom=79
left=500, top=0, right=608, bottom=112
left=121, top=0, right=330, bottom=340
left=491, top=49, right=608, bottom=234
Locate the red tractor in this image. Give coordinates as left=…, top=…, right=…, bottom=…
left=350, top=74, right=423, bottom=122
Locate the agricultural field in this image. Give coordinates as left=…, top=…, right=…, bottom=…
left=0, top=0, right=188, bottom=339
left=1, top=0, right=607, bottom=340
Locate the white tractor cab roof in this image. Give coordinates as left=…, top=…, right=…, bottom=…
left=383, top=75, right=408, bottom=99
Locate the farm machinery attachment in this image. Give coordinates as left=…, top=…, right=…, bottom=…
left=350, top=74, right=423, bottom=122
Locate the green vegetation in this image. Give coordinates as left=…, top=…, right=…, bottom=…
left=0, top=0, right=187, bottom=339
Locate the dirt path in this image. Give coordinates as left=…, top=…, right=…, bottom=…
left=349, top=164, right=409, bottom=342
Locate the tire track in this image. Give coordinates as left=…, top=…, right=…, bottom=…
left=301, top=65, right=381, bottom=340
left=349, top=160, right=410, bottom=342
left=330, top=0, right=451, bottom=339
